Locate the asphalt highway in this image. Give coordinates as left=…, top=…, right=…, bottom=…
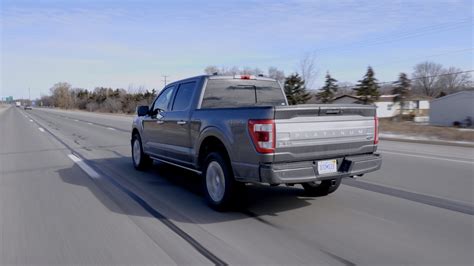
left=1, top=106, right=473, bottom=265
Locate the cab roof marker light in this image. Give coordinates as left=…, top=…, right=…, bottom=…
left=234, top=75, right=256, bottom=80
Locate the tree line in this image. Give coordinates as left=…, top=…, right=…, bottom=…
left=41, top=83, right=157, bottom=113
left=41, top=60, right=472, bottom=114
left=205, top=61, right=472, bottom=105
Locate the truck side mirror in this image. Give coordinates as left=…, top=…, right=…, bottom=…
left=137, top=105, right=149, bottom=116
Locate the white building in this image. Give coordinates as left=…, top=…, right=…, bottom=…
left=429, top=91, right=474, bottom=127
left=332, top=94, right=430, bottom=118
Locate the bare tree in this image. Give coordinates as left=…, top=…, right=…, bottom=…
left=39, top=94, right=54, bottom=107
left=137, top=85, right=147, bottom=94
left=227, top=66, right=240, bottom=75
left=50, top=82, right=72, bottom=108
left=204, top=65, right=241, bottom=75
left=336, top=82, right=355, bottom=96
left=268, top=67, right=285, bottom=84
left=438, top=67, right=472, bottom=93
left=298, top=52, right=318, bottom=90
left=204, top=65, right=220, bottom=75
left=253, top=67, right=264, bottom=75
left=379, top=84, right=395, bottom=95
left=412, top=61, right=443, bottom=97
left=204, top=65, right=264, bottom=76
left=241, top=67, right=261, bottom=75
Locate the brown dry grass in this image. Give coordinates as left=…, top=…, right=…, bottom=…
left=379, top=119, right=474, bottom=142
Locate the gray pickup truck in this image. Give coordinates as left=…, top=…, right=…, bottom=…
left=131, top=74, right=381, bottom=210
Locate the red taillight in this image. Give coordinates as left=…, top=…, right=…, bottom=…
left=374, top=116, right=379, bottom=144
left=248, top=119, right=275, bottom=153
left=241, top=75, right=251, bottom=79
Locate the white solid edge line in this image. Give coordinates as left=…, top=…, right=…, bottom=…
left=380, top=150, right=473, bottom=164
left=38, top=127, right=45, bottom=132
left=67, top=154, right=101, bottom=179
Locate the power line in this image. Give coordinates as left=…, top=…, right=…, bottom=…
left=379, top=70, right=474, bottom=85
left=314, top=18, right=473, bottom=55
left=373, top=48, right=474, bottom=67
left=318, top=19, right=472, bottom=53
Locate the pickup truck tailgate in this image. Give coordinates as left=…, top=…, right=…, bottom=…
left=273, top=104, right=376, bottom=163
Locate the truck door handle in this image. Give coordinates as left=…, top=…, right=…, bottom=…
left=156, top=120, right=164, bottom=124
left=177, top=121, right=187, bottom=125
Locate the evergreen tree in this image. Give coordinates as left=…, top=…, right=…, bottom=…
left=284, top=73, right=311, bottom=105
left=316, top=72, right=338, bottom=103
left=392, top=72, right=411, bottom=117
left=353, top=66, right=380, bottom=104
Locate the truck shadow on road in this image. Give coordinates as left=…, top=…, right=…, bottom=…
left=57, top=156, right=326, bottom=224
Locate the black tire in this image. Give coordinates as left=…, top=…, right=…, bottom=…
left=202, top=152, right=241, bottom=211
left=302, top=178, right=341, bottom=196
left=131, top=133, right=152, bottom=170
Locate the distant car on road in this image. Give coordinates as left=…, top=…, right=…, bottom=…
left=131, top=74, right=382, bottom=210
left=24, top=105, right=32, bottom=110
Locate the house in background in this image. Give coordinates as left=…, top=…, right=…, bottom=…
left=332, top=94, right=431, bottom=118
left=330, top=94, right=360, bottom=104
left=375, top=95, right=431, bottom=118
left=429, top=91, right=474, bottom=127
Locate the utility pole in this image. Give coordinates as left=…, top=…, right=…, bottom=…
left=28, top=88, right=31, bottom=105
left=162, top=75, right=169, bottom=87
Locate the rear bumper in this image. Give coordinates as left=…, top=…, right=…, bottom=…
left=259, top=153, right=382, bottom=184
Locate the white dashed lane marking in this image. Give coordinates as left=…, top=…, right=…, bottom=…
left=67, top=154, right=100, bottom=179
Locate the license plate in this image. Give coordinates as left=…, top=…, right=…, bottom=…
left=317, top=159, right=337, bottom=174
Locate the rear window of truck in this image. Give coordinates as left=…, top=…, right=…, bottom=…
left=200, top=79, right=287, bottom=108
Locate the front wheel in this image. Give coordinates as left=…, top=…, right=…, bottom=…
left=203, top=152, right=241, bottom=211
left=302, top=178, right=341, bottom=196
left=131, top=133, right=152, bottom=170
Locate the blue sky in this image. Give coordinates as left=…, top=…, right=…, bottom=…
left=1, top=0, right=473, bottom=99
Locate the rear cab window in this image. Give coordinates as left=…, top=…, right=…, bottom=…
left=172, top=81, right=196, bottom=111
left=200, top=79, right=287, bottom=109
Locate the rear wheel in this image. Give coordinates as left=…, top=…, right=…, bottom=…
left=302, top=178, right=341, bottom=196
left=132, top=133, right=152, bottom=170
left=203, top=152, right=241, bottom=211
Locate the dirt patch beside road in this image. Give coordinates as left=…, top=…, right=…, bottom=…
left=380, top=119, right=474, bottom=142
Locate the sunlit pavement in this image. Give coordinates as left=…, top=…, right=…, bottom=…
left=1, top=106, right=473, bottom=265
